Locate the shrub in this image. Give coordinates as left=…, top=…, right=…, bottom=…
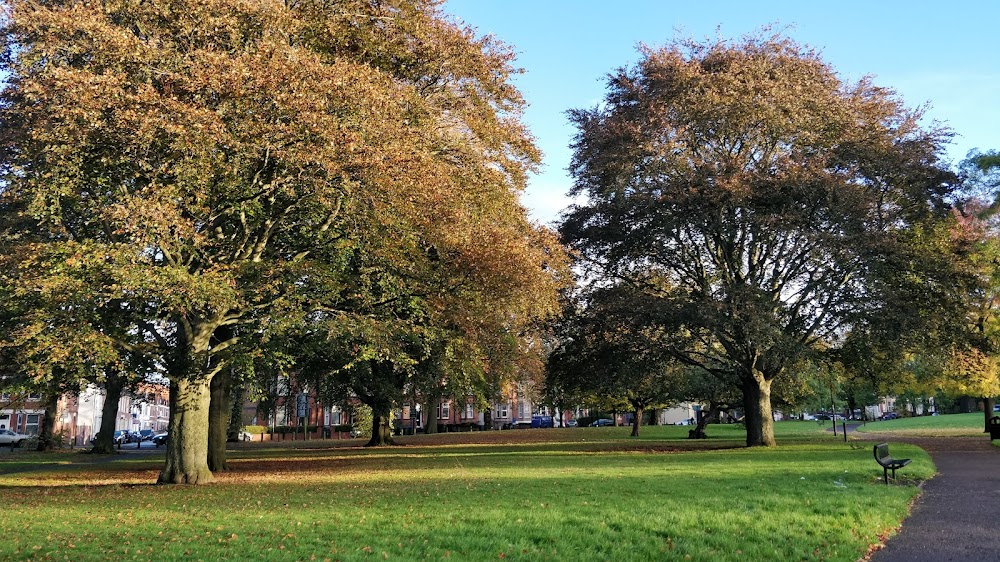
left=351, top=404, right=373, bottom=438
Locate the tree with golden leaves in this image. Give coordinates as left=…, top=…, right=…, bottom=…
left=1, top=0, right=565, bottom=482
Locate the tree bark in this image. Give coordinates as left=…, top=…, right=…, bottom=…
left=688, top=409, right=707, bottom=439
left=630, top=405, right=643, bottom=437
left=158, top=377, right=215, bottom=484
left=424, top=399, right=439, bottom=434
left=984, top=397, right=995, bottom=433
left=35, top=391, right=60, bottom=451
left=92, top=372, right=124, bottom=454
left=742, top=372, right=776, bottom=447
left=365, top=409, right=394, bottom=447
left=207, top=368, right=233, bottom=472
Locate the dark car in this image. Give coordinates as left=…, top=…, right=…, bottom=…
left=152, top=432, right=169, bottom=447
left=590, top=419, right=614, bottom=427
left=139, top=429, right=155, bottom=441
left=881, top=412, right=899, bottom=421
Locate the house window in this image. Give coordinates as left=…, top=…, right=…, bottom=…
left=465, top=403, right=474, bottom=419
left=28, top=393, right=41, bottom=401
left=26, top=414, right=41, bottom=434
left=0, top=393, right=8, bottom=401
left=438, top=401, right=450, bottom=420
left=276, top=377, right=290, bottom=397
left=499, top=403, right=509, bottom=418
left=517, top=401, right=526, bottom=418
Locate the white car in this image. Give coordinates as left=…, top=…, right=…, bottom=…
left=0, top=429, right=29, bottom=447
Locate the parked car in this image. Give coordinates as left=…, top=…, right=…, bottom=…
left=880, top=412, right=899, bottom=421
left=139, top=429, right=155, bottom=441
left=228, top=430, right=253, bottom=442
left=112, top=430, right=129, bottom=444
left=590, top=419, right=614, bottom=427
left=152, top=432, right=169, bottom=447
left=0, top=429, right=29, bottom=447
left=565, top=419, right=578, bottom=427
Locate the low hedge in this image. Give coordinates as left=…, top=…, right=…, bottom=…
left=247, top=424, right=356, bottom=435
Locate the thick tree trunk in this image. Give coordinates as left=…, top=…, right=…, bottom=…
left=630, top=406, right=643, bottom=437
left=92, top=373, right=124, bottom=454
left=207, top=369, right=233, bottom=472
left=742, top=372, right=776, bottom=447
left=158, top=378, right=215, bottom=484
left=985, top=397, right=995, bottom=433
left=229, top=384, right=246, bottom=438
left=688, top=409, right=708, bottom=439
left=365, top=409, right=394, bottom=447
left=35, top=392, right=60, bottom=451
left=424, top=399, right=439, bottom=434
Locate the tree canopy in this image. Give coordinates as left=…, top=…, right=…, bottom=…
left=561, top=33, right=962, bottom=446
left=1, top=0, right=566, bottom=482
left=547, top=283, right=685, bottom=436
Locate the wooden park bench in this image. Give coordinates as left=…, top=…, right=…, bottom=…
left=873, top=442, right=910, bottom=485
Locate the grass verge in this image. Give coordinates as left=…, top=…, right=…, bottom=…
left=854, top=413, right=986, bottom=437
left=0, top=424, right=931, bottom=561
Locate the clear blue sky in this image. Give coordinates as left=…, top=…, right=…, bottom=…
left=444, top=0, right=1000, bottom=224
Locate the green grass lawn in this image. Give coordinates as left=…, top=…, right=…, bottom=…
left=854, top=412, right=986, bottom=437
left=0, top=424, right=931, bottom=561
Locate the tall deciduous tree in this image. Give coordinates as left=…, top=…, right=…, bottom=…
left=547, top=283, right=683, bottom=437
left=562, top=33, right=959, bottom=446
left=936, top=151, right=1000, bottom=430
left=2, top=0, right=563, bottom=482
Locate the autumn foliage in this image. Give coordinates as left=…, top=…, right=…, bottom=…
left=561, top=33, right=960, bottom=446
left=0, top=0, right=566, bottom=482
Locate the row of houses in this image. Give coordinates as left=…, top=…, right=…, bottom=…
left=240, top=380, right=708, bottom=433
left=0, top=384, right=169, bottom=445
left=2, top=378, right=906, bottom=444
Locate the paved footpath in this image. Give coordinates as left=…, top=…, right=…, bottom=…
left=858, top=433, right=1000, bottom=562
